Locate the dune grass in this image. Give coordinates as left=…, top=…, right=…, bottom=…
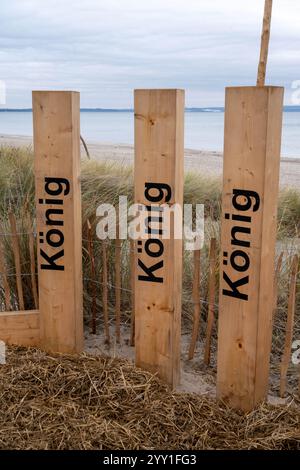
left=0, top=145, right=299, bottom=393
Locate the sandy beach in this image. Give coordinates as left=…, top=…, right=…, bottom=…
left=1, top=133, right=300, bottom=188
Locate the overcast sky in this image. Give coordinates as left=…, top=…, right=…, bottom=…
left=0, top=0, right=299, bottom=108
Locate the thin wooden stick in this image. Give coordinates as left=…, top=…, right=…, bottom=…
left=0, top=238, right=11, bottom=310
left=9, top=212, right=24, bottom=311
left=102, top=241, right=110, bottom=344
left=273, top=251, right=283, bottom=319
left=115, top=218, right=121, bottom=343
left=257, top=0, right=273, bottom=86
left=204, top=238, right=217, bottom=365
left=28, top=232, right=38, bottom=309
left=188, top=248, right=201, bottom=360
left=80, top=135, right=90, bottom=159
left=130, top=238, right=135, bottom=347
left=280, top=254, right=299, bottom=397
left=87, top=219, right=97, bottom=334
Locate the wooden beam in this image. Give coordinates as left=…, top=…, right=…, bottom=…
left=0, top=310, right=40, bottom=347
left=217, top=86, right=284, bottom=411
left=33, top=91, right=83, bottom=354
left=134, top=89, right=184, bottom=387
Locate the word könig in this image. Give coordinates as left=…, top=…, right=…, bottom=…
left=38, top=177, right=70, bottom=271
left=222, top=188, right=260, bottom=301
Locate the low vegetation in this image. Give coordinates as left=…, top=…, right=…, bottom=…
left=0, top=145, right=299, bottom=396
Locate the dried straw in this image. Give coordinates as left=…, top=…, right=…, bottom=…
left=0, top=346, right=299, bottom=450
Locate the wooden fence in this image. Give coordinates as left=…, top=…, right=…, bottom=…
left=0, top=90, right=299, bottom=412
left=0, top=211, right=299, bottom=399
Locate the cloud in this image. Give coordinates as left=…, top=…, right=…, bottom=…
left=0, top=0, right=299, bottom=107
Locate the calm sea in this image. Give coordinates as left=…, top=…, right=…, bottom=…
left=0, top=110, right=299, bottom=158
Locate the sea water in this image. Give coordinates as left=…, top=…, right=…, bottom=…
left=0, top=110, right=299, bottom=158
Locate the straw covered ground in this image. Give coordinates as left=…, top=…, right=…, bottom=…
left=0, top=345, right=299, bottom=450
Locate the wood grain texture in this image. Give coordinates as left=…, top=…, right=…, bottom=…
left=33, top=91, right=83, bottom=354
left=217, top=86, right=284, bottom=411
left=0, top=310, right=40, bottom=347
left=134, top=89, right=184, bottom=387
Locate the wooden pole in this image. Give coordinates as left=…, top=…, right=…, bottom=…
left=273, top=251, right=283, bottom=318
left=217, top=86, right=284, bottom=411
left=115, top=217, right=121, bottom=343
left=130, top=238, right=135, bottom=347
left=9, top=212, right=24, bottom=311
left=87, top=219, right=97, bottom=334
left=102, top=241, right=110, bottom=344
left=257, top=0, right=273, bottom=86
left=279, top=254, right=299, bottom=397
left=204, top=238, right=217, bottom=366
left=188, top=248, right=201, bottom=360
left=0, top=239, right=11, bottom=311
left=28, top=231, right=39, bottom=309
left=134, top=89, right=184, bottom=387
left=33, top=91, right=83, bottom=354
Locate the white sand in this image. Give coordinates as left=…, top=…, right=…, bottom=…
left=84, top=328, right=288, bottom=406
left=1, top=134, right=300, bottom=188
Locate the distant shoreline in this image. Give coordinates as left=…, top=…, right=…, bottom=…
left=1, top=106, right=300, bottom=113
left=1, top=133, right=300, bottom=189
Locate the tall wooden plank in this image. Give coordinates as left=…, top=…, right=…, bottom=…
left=217, top=86, right=284, bottom=410
left=134, top=89, right=184, bottom=387
left=32, top=91, right=83, bottom=354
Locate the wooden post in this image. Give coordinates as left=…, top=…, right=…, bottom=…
left=28, top=232, right=39, bottom=309
left=33, top=91, right=83, bottom=354
left=134, top=89, right=184, bottom=387
left=9, top=212, right=24, bottom=311
left=280, top=254, right=299, bottom=397
left=102, top=241, right=110, bottom=344
left=115, top=217, right=121, bottom=343
left=257, top=0, right=273, bottom=87
left=87, top=219, right=97, bottom=334
left=130, top=238, right=135, bottom=347
left=0, top=239, right=11, bottom=311
left=217, top=86, right=284, bottom=410
left=188, top=249, right=201, bottom=360
left=273, top=251, right=283, bottom=319
left=204, top=238, right=217, bottom=366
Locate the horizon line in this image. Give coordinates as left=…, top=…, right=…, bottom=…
left=0, top=105, right=300, bottom=112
